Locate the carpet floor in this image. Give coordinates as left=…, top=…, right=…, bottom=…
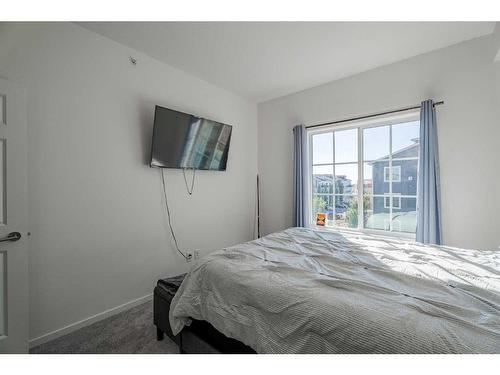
left=30, top=301, right=179, bottom=354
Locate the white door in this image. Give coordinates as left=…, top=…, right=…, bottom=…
left=0, top=78, right=28, bottom=353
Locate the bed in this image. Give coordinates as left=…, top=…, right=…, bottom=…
left=168, top=227, right=500, bottom=353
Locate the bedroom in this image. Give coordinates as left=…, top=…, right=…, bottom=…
left=1, top=0, right=499, bottom=372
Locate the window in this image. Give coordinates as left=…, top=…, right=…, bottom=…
left=384, top=166, right=401, bottom=182
left=309, top=115, right=419, bottom=235
left=384, top=193, right=401, bottom=209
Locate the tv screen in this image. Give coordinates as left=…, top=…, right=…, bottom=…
left=150, top=106, right=232, bottom=171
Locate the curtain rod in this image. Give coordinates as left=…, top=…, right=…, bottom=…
left=305, top=101, right=444, bottom=130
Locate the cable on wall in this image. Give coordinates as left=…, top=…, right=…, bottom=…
left=182, top=167, right=196, bottom=195
left=161, top=168, right=189, bottom=260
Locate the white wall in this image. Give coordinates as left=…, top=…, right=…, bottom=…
left=258, top=34, right=500, bottom=251
left=0, top=23, right=257, bottom=341
left=492, top=25, right=500, bottom=249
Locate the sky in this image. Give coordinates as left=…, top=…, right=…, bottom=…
left=312, top=120, right=419, bottom=183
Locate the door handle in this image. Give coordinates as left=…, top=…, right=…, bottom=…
left=0, top=232, right=22, bottom=243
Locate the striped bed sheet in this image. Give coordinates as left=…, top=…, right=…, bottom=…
left=169, top=227, right=500, bottom=353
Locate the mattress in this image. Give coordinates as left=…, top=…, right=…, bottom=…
left=169, top=227, right=500, bottom=353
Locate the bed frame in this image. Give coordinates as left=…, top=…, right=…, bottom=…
left=153, top=274, right=255, bottom=354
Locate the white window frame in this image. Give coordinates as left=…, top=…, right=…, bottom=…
left=384, top=193, right=401, bottom=210
left=392, top=218, right=402, bottom=232
left=384, top=165, right=401, bottom=183
left=307, top=110, right=419, bottom=239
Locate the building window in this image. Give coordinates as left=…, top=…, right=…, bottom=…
left=384, top=193, right=401, bottom=209
left=384, top=166, right=401, bottom=182
left=309, top=114, right=419, bottom=235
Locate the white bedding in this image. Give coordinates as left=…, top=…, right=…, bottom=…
left=169, top=227, right=500, bottom=353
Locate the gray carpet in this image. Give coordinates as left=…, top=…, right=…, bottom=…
left=30, top=301, right=179, bottom=354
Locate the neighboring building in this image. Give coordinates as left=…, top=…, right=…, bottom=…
left=370, top=140, right=419, bottom=213
left=313, top=174, right=354, bottom=195
left=336, top=175, right=355, bottom=195
left=314, top=174, right=333, bottom=194
left=313, top=174, right=353, bottom=216
left=313, top=140, right=418, bottom=226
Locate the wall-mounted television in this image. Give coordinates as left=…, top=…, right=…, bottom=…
left=150, top=106, right=233, bottom=171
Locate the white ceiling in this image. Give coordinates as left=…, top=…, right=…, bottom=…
left=78, top=22, right=495, bottom=103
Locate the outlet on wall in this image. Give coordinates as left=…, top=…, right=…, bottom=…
left=194, top=250, right=200, bottom=259
left=185, top=252, right=193, bottom=263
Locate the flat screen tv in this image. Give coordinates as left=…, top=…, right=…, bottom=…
left=150, top=106, right=232, bottom=171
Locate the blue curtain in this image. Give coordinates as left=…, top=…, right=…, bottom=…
left=293, top=125, right=308, bottom=227
left=416, top=100, right=442, bottom=244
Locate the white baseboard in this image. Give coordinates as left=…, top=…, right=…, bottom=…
left=29, top=293, right=153, bottom=349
